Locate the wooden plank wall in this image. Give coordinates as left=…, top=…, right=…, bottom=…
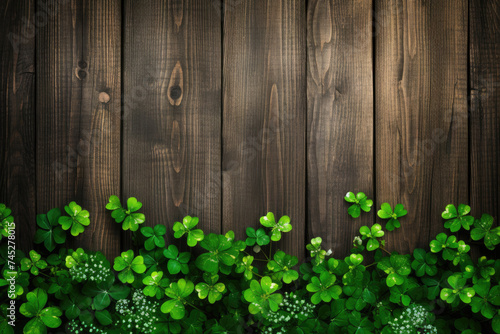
left=0, top=0, right=499, bottom=261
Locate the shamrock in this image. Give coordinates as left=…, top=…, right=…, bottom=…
left=195, top=233, right=239, bottom=273
left=65, top=248, right=88, bottom=269
left=47, top=274, right=72, bottom=299
left=21, top=250, right=48, bottom=276
left=442, top=204, right=474, bottom=232
left=58, top=202, right=90, bottom=236
left=141, top=225, right=167, bottom=251
left=0, top=204, right=13, bottom=241
left=163, top=245, right=190, bottom=275
left=161, top=278, right=195, bottom=319
left=377, top=203, right=407, bottom=231
left=411, top=248, right=438, bottom=277
left=140, top=248, right=166, bottom=275
left=113, top=250, right=146, bottom=283
left=105, top=196, right=146, bottom=231
left=471, top=279, right=500, bottom=319
left=195, top=273, right=226, bottom=304
left=20, top=288, right=62, bottom=333
left=347, top=311, right=374, bottom=334
left=440, top=274, right=475, bottom=303
left=306, top=237, right=328, bottom=264
left=267, top=250, right=299, bottom=284
left=421, top=271, right=453, bottom=300
left=307, top=271, right=342, bottom=304
left=388, top=278, right=419, bottom=306
left=143, top=271, right=170, bottom=299
left=81, top=274, right=130, bottom=310
left=377, top=254, right=411, bottom=287
left=259, top=212, right=292, bottom=241
left=342, top=254, right=365, bottom=285
left=344, top=192, right=373, bottom=218
left=429, top=233, right=460, bottom=261
left=34, top=208, right=66, bottom=252
left=235, top=255, right=255, bottom=280
left=0, top=268, right=29, bottom=298
left=243, top=276, right=282, bottom=314
left=60, top=290, right=91, bottom=320
left=359, top=224, right=384, bottom=251
left=173, top=216, right=204, bottom=247
left=471, top=214, right=500, bottom=250
left=245, top=227, right=270, bottom=246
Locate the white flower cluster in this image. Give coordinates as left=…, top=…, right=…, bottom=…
left=69, top=254, right=111, bottom=283
left=261, top=292, right=315, bottom=334
left=113, top=290, right=160, bottom=334
left=68, top=319, right=106, bottom=334
left=389, top=304, right=437, bottom=334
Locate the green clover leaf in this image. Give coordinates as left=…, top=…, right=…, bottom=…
left=245, top=227, right=270, bottom=246
left=306, top=237, right=328, bottom=264
left=143, top=271, right=170, bottom=299
left=470, top=279, right=500, bottom=319
left=64, top=248, right=88, bottom=269
left=377, top=254, right=411, bottom=287
left=113, top=250, right=146, bottom=283
left=20, top=250, right=48, bottom=276
left=81, top=274, right=130, bottom=310
left=172, top=216, right=204, bottom=247
left=267, top=250, right=299, bottom=284
left=105, top=196, right=146, bottom=231
left=259, top=212, right=292, bottom=241
left=195, top=233, right=239, bottom=273
left=243, top=276, right=282, bottom=314
left=359, top=224, right=384, bottom=251
left=440, top=274, right=475, bottom=304
left=307, top=271, right=342, bottom=304
left=20, top=288, right=62, bottom=332
left=141, top=225, right=167, bottom=251
left=0, top=204, right=13, bottom=241
left=345, top=192, right=373, bottom=218
left=195, top=273, right=226, bottom=304
left=0, top=268, right=29, bottom=298
left=235, top=255, right=255, bottom=281
left=60, top=291, right=91, bottom=320
left=163, top=245, right=190, bottom=275
left=471, top=214, right=500, bottom=250
left=377, top=203, right=407, bottom=231
left=58, top=202, right=90, bottom=236
left=442, top=204, right=474, bottom=232
left=161, top=278, right=195, bottom=319
left=411, top=248, right=438, bottom=277
left=34, top=208, right=65, bottom=252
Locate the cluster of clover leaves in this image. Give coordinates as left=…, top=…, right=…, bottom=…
left=0, top=191, right=499, bottom=334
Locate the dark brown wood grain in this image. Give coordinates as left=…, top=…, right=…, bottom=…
left=375, top=0, right=468, bottom=253
left=307, top=0, right=374, bottom=257
left=223, top=0, right=306, bottom=260
left=0, top=0, right=36, bottom=253
left=123, top=0, right=222, bottom=247
left=470, top=0, right=500, bottom=223
left=36, top=0, right=121, bottom=258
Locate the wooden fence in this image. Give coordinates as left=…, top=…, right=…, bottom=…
left=1, top=0, right=498, bottom=261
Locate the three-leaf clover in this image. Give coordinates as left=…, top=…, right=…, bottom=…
left=377, top=203, right=407, bottom=231
left=195, top=233, right=239, bottom=273
left=235, top=255, right=255, bottom=280
left=440, top=274, right=475, bottom=304
left=106, top=196, right=146, bottom=231
left=267, top=251, right=299, bottom=284
left=113, top=250, right=146, bottom=283
left=471, top=214, right=500, bottom=250
left=411, top=248, right=438, bottom=277
left=60, top=291, right=91, bottom=320
left=259, top=212, right=292, bottom=241
left=442, top=204, right=474, bottom=232
left=163, top=245, right=190, bottom=275
left=359, top=224, right=384, bottom=251
left=81, top=274, right=130, bottom=310
left=195, top=273, right=226, bottom=304
left=143, top=271, right=170, bottom=299
left=58, top=202, right=90, bottom=237
left=20, top=288, right=62, bottom=333
left=377, top=254, right=411, bottom=287
left=245, top=227, right=270, bottom=246
left=306, top=237, right=328, bottom=264
left=65, top=248, right=88, bottom=269
left=344, top=192, right=373, bottom=218
left=34, top=208, right=66, bottom=252
left=141, top=225, right=167, bottom=251
left=243, top=276, right=282, bottom=314
left=0, top=204, right=13, bottom=240
left=471, top=279, right=500, bottom=319
left=173, top=216, right=204, bottom=247
left=161, top=278, right=195, bottom=319
left=21, top=250, right=48, bottom=276
left=307, top=271, right=342, bottom=304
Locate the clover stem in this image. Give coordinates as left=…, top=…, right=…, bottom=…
left=268, top=243, right=272, bottom=261
left=187, top=302, right=202, bottom=312
left=365, top=262, right=377, bottom=268
left=380, top=247, right=391, bottom=255
left=251, top=270, right=264, bottom=278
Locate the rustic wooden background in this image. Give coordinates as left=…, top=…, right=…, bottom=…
left=1, top=0, right=498, bottom=261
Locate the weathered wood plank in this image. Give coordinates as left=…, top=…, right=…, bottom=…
left=36, top=0, right=121, bottom=258
left=470, top=0, right=500, bottom=223
left=223, top=0, right=306, bottom=260
left=375, top=0, right=468, bottom=252
left=307, top=0, right=374, bottom=257
left=0, top=0, right=36, bottom=253
left=123, top=0, right=221, bottom=246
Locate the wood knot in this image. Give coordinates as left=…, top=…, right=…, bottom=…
left=98, top=92, right=110, bottom=104
left=78, top=60, right=87, bottom=68
left=169, top=86, right=182, bottom=100
left=76, top=69, right=87, bottom=80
